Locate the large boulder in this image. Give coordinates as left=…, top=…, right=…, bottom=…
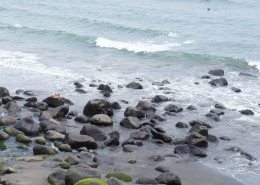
left=14, top=116, right=41, bottom=136
left=83, top=99, right=113, bottom=116
left=0, top=87, right=10, bottom=97
left=126, top=82, right=143, bottom=89
left=33, top=145, right=56, bottom=155
left=65, top=164, right=101, bottom=185
left=80, top=124, right=107, bottom=141
left=155, top=172, right=181, bottom=185
left=43, top=95, right=64, bottom=108
left=65, top=132, right=98, bottom=149
left=120, top=117, right=141, bottom=129
left=208, top=69, right=224, bottom=76
left=124, top=106, right=145, bottom=119
left=40, top=120, right=66, bottom=134
left=90, top=114, right=113, bottom=126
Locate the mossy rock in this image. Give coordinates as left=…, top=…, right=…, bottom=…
left=0, top=163, right=5, bottom=168
left=59, top=144, right=72, bottom=152
left=105, top=172, right=132, bottom=182
left=75, top=178, right=108, bottom=185
left=0, top=131, right=9, bottom=140
left=54, top=141, right=62, bottom=148
left=4, top=167, right=17, bottom=174
left=0, top=142, right=7, bottom=151
left=16, top=134, right=32, bottom=143
left=56, top=162, right=70, bottom=169
left=4, top=127, right=24, bottom=136
left=35, top=137, right=46, bottom=145
left=17, top=145, right=28, bottom=150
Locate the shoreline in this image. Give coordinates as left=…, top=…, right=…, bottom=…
left=0, top=69, right=257, bottom=185
left=1, top=150, right=244, bottom=185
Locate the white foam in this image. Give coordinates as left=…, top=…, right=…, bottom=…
left=96, top=37, right=181, bottom=53
left=14, top=24, right=22, bottom=28
left=248, top=60, right=260, bottom=71
left=168, top=32, right=178, bottom=38
left=0, top=50, right=85, bottom=80
left=183, top=40, right=194, bottom=44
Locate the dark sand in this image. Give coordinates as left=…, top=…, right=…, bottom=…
left=1, top=150, right=244, bottom=185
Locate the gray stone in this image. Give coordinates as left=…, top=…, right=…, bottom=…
left=120, top=117, right=141, bottom=129
left=65, top=132, right=98, bottom=149
left=151, top=95, right=168, bottom=103
left=48, top=169, right=66, bottom=185
left=155, top=166, right=170, bottom=173
left=14, top=116, right=41, bottom=136
left=208, top=69, right=224, bottom=76
left=33, top=145, right=56, bottom=155
left=75, top=115, right=89, bottom=123
left=188, top=124, right=208, bottom=136
left=49, top=105, right=69, bottom=118
left=130, top=131, right=149, bottom=140
left=151, top=129, right=172, bottom=142
left=40, top=120, right=66, bottom=134
left=165, top=104, right=183, bottom=113
left=43, top=96, right=64, bottom=108
left=124, top=106, right=145, bottom=119
left=136, top=177, right=157, bottom=184
left=90, top=114, right=113, bottom=126
left=4, top=101, right=21, bottom=114
left=209, top=78, right=228, bottom=86
left=239, top=109, right=254, bottom=116
left=174, top=144, right=207, bottom=157
left=80, top=124, right=107, bottom=141
left=175, top=122, right=188, bottom=128
left=65, top=155, right=82, bottom=165
left=65, top=164, right=101, bottom=185
left=0, top=117, right=17, bottom=126
left=126, top=82, right=143, bottom=89
left=136, top=101, right=156, bottom=112
left=108, top=177, right=123, bottom=185
left=83, top=99, right=113, bottom=116
left=185, top=132, right=208, bottom=147
left=155, top=172, right=181, bottom=185
left=0, top=87, right=10, bottom=97
left=45, top=130, right=65, bottom=141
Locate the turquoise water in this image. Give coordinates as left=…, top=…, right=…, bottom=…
left=1, top=0, right=260, bottom=184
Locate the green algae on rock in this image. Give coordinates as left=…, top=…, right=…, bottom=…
left=105, top=172, right=132, bottom=182
left=75, top=178, right=108, bottom=185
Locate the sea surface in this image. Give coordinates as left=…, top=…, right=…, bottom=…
left=0, top=0, right=260, bottom=184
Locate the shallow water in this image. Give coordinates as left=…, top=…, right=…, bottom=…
left=0, top=0, right=260, bottom=184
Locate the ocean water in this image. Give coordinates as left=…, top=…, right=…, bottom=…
left=0, top=0, right=260, bottom=184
